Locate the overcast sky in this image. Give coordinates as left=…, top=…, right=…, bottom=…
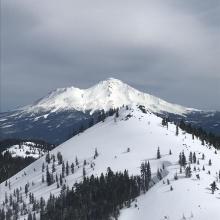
left=1, top=0, right=220, bottom=112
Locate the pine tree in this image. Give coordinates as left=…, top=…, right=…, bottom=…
left=57, top=152, right=63, bottom=165
left=210, top=181, right=218, bottom=194
left=62, top=162, right=65, bottom=178
left=46, top=165, right=52, bottom=186
left=94, top=148, right=99, bottom=158
left=185, top=166, right=192, bottom=178
left=66, top=161, right=69, bottom=176
left=193, top=152, right=196, bottom=164
left=83, top=160, right=87, bottom=166
left=45, top=152, right=50, bottom=164
left=189, top=152, right=193, bottom=164
left=176, top=124, right=179, bottom=136
left=75, top=157, right=79, bottom=166
left=52, top=163, right=56, bottom=173
left=42, top=163, right=45, bottom=172
left=157, top=147, right=161, bottom=159
left=71, top=163, right=74, bottom=174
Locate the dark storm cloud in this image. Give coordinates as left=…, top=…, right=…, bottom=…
left=1, top=0, right=220, bottom=111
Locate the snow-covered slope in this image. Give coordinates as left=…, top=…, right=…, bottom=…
left=2, top=142, right=46, bottom=159
left=22, top=78, right=195, bottom=115
left=1, top=105, right=219, bottom=220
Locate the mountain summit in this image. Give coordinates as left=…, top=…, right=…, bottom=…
left=0, top=78, right=219, bottom=144
left=23, top=78, right=194, bottom=115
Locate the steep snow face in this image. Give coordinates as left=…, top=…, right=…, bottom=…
left=23, top=78, right=195, bottom=115
left=1, top=105, right=219, bottom=220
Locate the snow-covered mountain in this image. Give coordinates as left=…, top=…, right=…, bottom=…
left=1, top=105, right=220, bottom=220
left=0, top=78, right=219, bottom=145
left=22, top=78, right=194, bottom=115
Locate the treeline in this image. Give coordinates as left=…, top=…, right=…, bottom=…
left=1, top=160, right=153, bottom=220
left=40, top=168, right=140, bottom=220
left=161, top=117, right=220, bottom=149
left=0, top=139, right=54, bottom=183
left=0, top=151, right=35, bottom=183
left=0, top=139, right=55, bottom=152
left=178, top=120, right=220, bottom=149
left=70, top=108, right=120, bottom=138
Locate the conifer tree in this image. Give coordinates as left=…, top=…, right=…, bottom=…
left=157, top=147, right=161, bottom=159
left=94, top=148, right=99, bottom=158
left=42, top=163, right=45, bottom=172
left=62, top=162, right=65, bottom=178
left=45, top=153, right=50, bottom=164
left=75, top=157, right=79, bottom=166
left=189, top=152, right=193, bottom=164
left=176, top=124, right=179, bottom=136
left=71, top=163, right=74, bottom=174
left=66, top=161, right=69, bottom=176
left=193, top=152, right=196, bottom=164
left=46, top=165, right=52, bottom=186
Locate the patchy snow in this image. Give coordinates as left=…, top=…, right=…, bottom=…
left=3, top=142, right=46, bottom=159
left=0, top=105, right=219, bottom=220
left=21, top=78, right=196, bottom=115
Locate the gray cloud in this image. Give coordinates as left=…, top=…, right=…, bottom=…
left=1, top=0, right=220, bottom=111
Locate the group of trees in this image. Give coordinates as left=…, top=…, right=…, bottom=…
left=0, top=160, right=153, bottom=220
left=0, top=139, right=54, bottom=184
left=161, top=117, right=220, bottom=149
left=178, top=120, right=220, bottom=149
left=40, top=168, right=141, bottom=220
left=0, top=151, right=35, bottom=183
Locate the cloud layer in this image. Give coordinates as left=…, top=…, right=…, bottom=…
left=1, top=0, right=220, bottom=111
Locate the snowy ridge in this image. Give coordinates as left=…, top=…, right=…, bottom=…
left=1, top=105, right=219, bottom=220
left=22, top=78, right=196, bottom=115
left=3, top=142, right=46, bottom=159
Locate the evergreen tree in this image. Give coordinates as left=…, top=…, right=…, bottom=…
left=169, top=149, right=172, bottom=155
left=42, top=163, right=45, bottom=172
left=185, top=166, right=192, bottom=178
left=46, top=166, right=52, bottom=186
left=94, top=148, right=99, bottom=158
left=189, top=152, right=193, bottom=164
left=57, top=152, right=63, bottom=165
left=157, top=147, right=161, bottom=159
left=210, top=181, right=218, bottom=194
left=52, top=163, right=56, bottom=173
left=176, top=124, right=179, bottom=136
left=45, top=153, right=50, bottom=164
left=66, top=161, right=69, bottom=176
left=62, top=162, right=65, bottom=178
left=71, top=163, right=74, bottom=174
left=193, top=152, right=196, bottom=164
left=75, top=157, right=79, bottom=166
